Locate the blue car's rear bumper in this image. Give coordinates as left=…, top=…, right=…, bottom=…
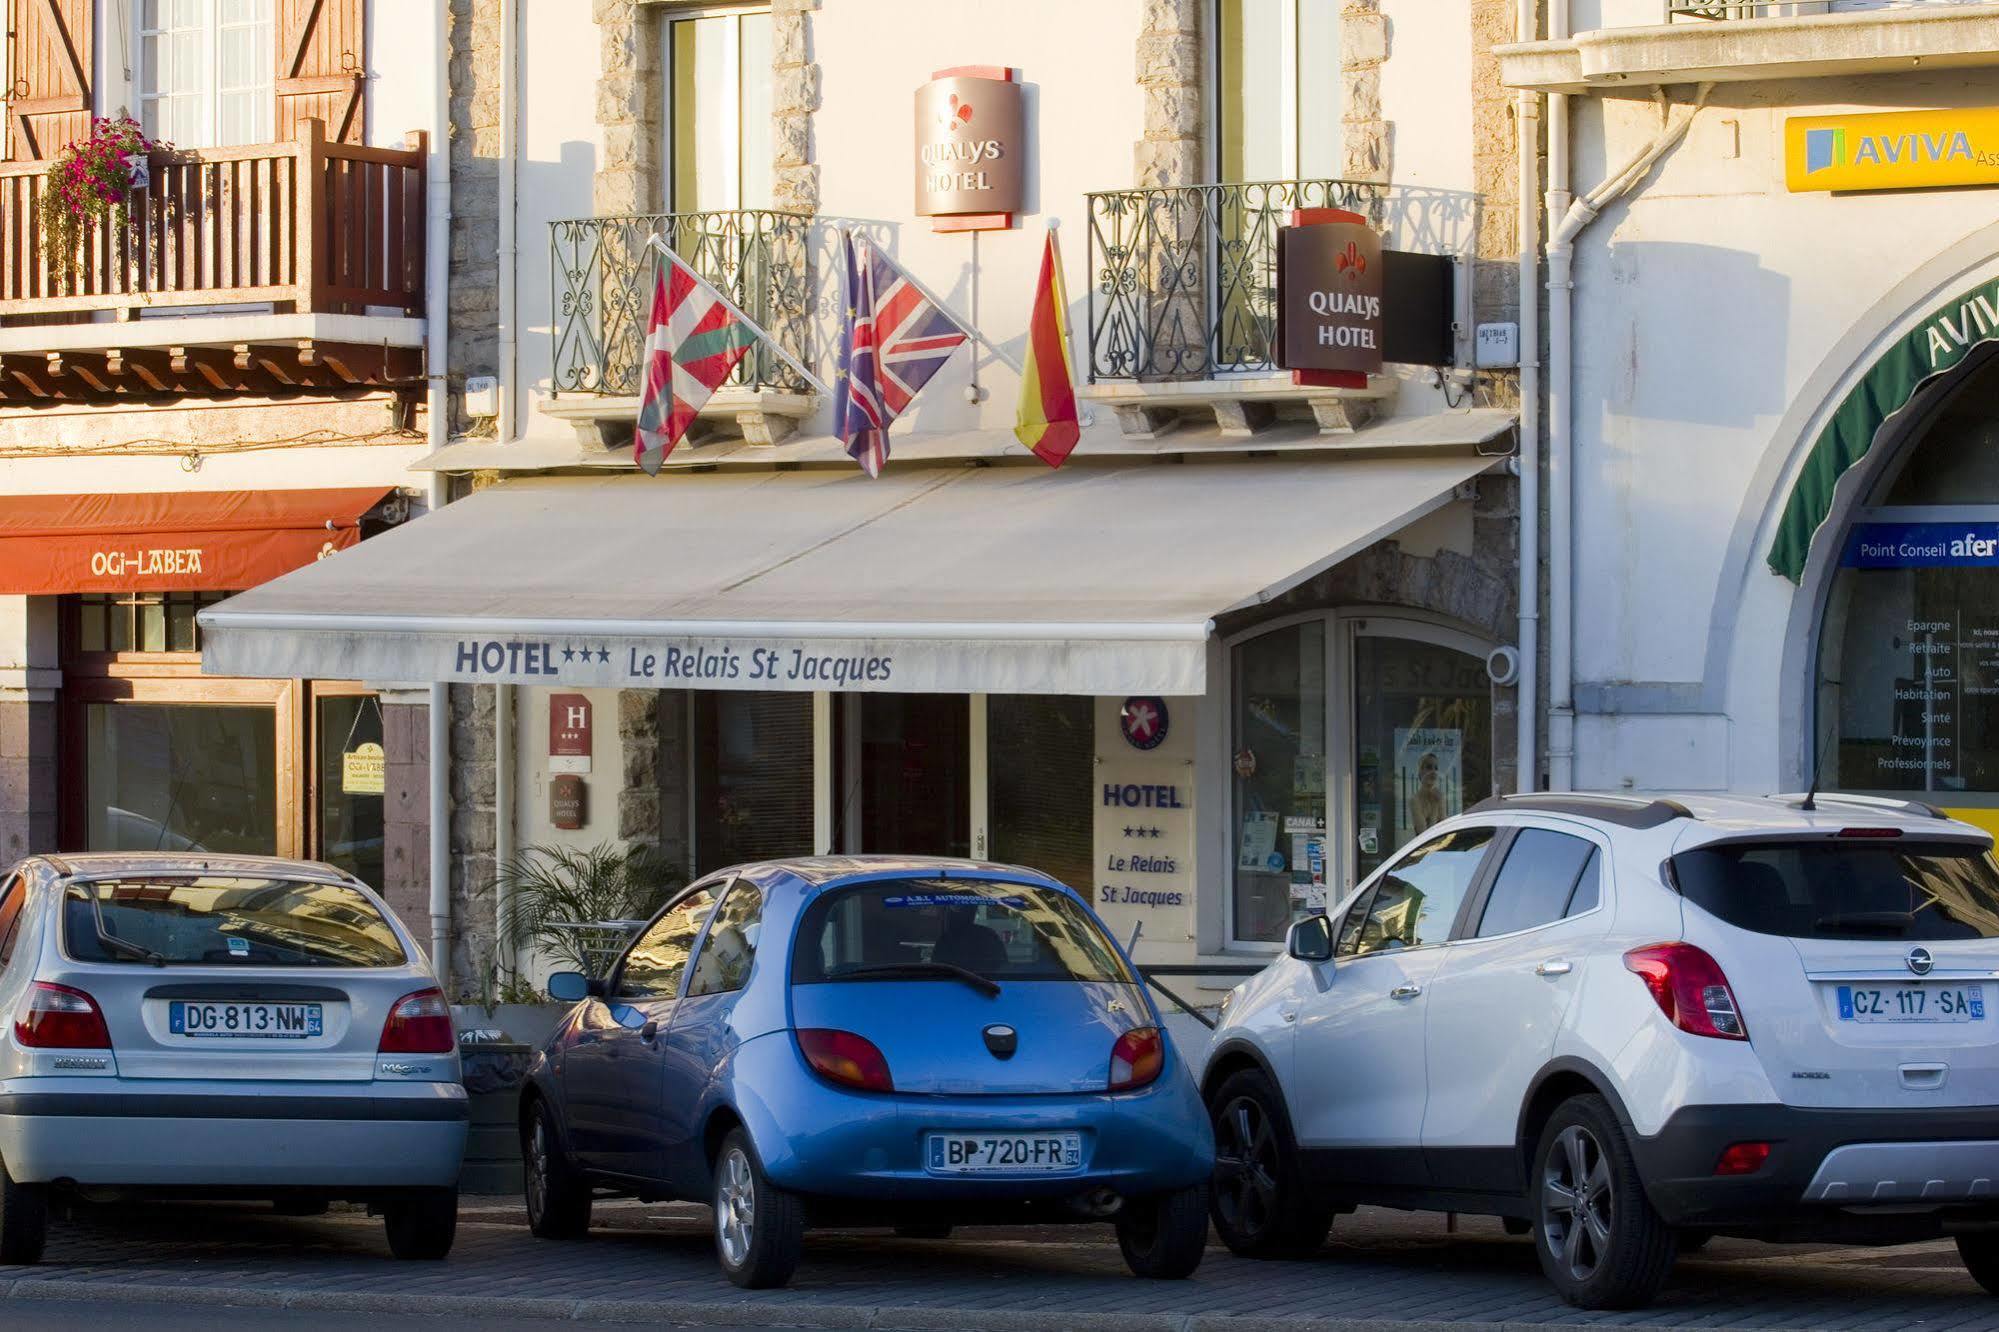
left=731, top=1033, right=1214, bottom=1202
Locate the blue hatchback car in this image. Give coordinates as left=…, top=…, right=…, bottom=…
left=520, top=856, right=1215, bottom=1288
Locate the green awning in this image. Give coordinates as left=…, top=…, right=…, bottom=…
left=1770, top=271, right=1999, bottom=582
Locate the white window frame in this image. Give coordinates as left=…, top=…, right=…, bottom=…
left=136, top=0, right=275, bottom=150
left=1206, top=0, right=1339, bottom=183
left=658, top=3, right=771, bottom=214
left=1220, top=609, right=1495, bottom=952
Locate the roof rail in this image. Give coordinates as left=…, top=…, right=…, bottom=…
left=1468, top=792, right=1695, bottom=830
left=1770, top=792, right=1948, bottom=819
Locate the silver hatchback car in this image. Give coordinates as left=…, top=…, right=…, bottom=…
left=0, top=853, right=466, bottom=1263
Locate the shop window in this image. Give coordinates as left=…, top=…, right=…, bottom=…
left=692, top=692, right=813, bottom=876
left=84, top=702, right=278, bottom=854
left=1231, top=621, right=1328, bottom=943
left=1352, top=633, right=1493, bottom=880
left=140, top=0, right=276, bottom=150
left=665, top=7, right=773, bottom=212
left=74, top=592, right=230, bottom=655
left=314, top=692, right=384, bottom=890
left=988, top=696, right=1095, bottom=893
left=1819, top=352, right=1999, bottom=797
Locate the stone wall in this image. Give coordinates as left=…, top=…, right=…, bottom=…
left=617, top=690, right=691, bottom=875
left=379, top=698, right=431, bottom=941
left=771, top=0, right=820, bottom=214
left=1135, top=0, right=1201, bottom=188
left=448, top=682, right=498, bottom=999
left=1342, top=1, right=1390, bottom=184
left=0, top=699, right=56, bottom=866
left=1472, top=0, right=1527, bottom=351
left=448, top=0, right=503, bottom=435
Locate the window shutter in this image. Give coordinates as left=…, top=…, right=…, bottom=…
left=275, top=0, right=365, bottom=145
left=6, top=0, right=94, bottom=161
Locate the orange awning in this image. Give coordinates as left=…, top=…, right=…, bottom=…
left=0, top=488, right=392, bottom=595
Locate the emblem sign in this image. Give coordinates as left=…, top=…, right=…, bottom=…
left=1278, top=221, right=1386, bottom=377
left=550, top=774, right=587, bottom=831
left=914, top=69, right=1024, bottom=230
left=1907, top=946, right=1936, bottom=976
left=1120, top=696, right=1169, bottom=751
left=549, top=693, right=593, bottom=775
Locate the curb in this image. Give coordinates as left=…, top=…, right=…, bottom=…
left=0, top=1277, right=1782, bottom=1332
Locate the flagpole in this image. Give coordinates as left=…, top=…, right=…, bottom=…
left=843, top=229, right=1023, bottom=376
left=644, top=234, right=833, bottom=396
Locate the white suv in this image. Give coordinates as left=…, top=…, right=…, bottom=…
left=1204, top=792, right=1999, bottom=1309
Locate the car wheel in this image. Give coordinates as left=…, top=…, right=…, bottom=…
left=714, top=1128, right=804, bottom=1290
left=0, top=1156, right=47, bottom=1266
left=1532, top=1095, right=1676, bottom=1309
left=1207, top=1067, right=1334, bottom=1259
left=1957, top=1233, right=1999, bottom=1294
left=523, top=1097, right=592, bottom=1240
left=1116, top=1183, right=1210, bottom=1279
left=382, top=1186, right=458, bottom=1260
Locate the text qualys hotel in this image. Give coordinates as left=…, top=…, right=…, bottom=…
left=201, top=0, right=1525, bottom=996
left=1496, top=0, right=1999, bottom=836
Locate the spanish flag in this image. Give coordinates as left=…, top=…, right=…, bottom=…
left=1014, top=229, right=1081, bottom=467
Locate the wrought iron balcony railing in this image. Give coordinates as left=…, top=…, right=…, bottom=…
left=550, top=209, right=812, bottom=396
left=1084, top=179, right=1386, bottom=383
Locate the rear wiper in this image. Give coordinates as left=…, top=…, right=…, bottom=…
left=834, top=962, right=1001, bottom=998
left=77, top=890, right=167, bottom=967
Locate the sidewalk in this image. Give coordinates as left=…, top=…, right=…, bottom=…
left=3, top=1200, right=1992, bottom=1332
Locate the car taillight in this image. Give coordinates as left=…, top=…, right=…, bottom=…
left=1714, top=1141, right=1771, bottom=1176
left=16, top=981, right=111, bottom=1049
left=1624, top=943, right=1748, bottom=1041
left=1109, top=1026, right=1164, bottom=1092
left=796, top=1028, right=893, bottom=1092
left=378, top=987, right=454, bottom=1054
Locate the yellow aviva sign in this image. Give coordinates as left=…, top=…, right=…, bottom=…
left=1786, top=108, right=1999, bottom=193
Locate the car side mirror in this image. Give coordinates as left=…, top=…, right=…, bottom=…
left=1286, top=915, right=1334, bottom=963
left=546, top=971, right=592, bottom=1002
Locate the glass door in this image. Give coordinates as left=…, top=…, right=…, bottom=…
left=663, top=7, right=774, bottom=213
left=311, top=686, right=385, bottom=888
left=835, top=694, right=971, bottom=858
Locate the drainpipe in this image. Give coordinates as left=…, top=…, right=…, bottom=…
left=1545, top=79, right=1711, bottom=791
left=426, top=1, right=454, bottom=989
left=1514, top=0, right=1542, bottom=794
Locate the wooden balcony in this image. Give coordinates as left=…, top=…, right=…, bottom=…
left=0, top=120, right=427, bottom=404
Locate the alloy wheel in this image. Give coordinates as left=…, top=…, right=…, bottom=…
left=525, top=1115, right=550, bottom=1224
left=717, top=1145, right=757, bottom=1268
left=1213, top=1095, right=1281, bottom=1239
left=1541, top=1124, right=1614, bottom=1283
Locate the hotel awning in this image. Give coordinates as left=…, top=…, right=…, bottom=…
left=0, top=488, right=392, bottom=595
left=200, top=455, right=1501, bottom=697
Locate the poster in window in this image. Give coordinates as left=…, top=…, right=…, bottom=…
left=1237, top=811, right=1280, bottom=872
left=1393, top=727, right=1462, bottom=845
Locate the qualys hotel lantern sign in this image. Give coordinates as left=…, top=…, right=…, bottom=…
left=915, top=67, right=1024, bottom=231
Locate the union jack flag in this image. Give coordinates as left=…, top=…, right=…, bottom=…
left=833, top=232, right=969, bottom=477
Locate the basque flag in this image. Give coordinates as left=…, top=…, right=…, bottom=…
left=633, top=254, right=758, bottom=474
left=834, top=233, right=970, bottom=477
left=1013, top=229, right=1081, bottom=467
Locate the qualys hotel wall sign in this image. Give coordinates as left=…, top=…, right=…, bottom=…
left=914, top=67, right=1024, bottom=231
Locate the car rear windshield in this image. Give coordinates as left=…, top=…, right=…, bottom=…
left=791, top=879, right=1137, bottom=985
left=64, top=878, right=407, bottom=967
left=1672, top=840, right=1999, bottom=941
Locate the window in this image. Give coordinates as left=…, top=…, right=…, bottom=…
left=1215, top=0, right=1340, bottom=183
left=664, top=8, right=772, bottom=212
left=1336, top=827, right=1494, bottom=957
left=0, top=876, right=24, bottom=968
left=1232, top=621, right=1327, bottom=943
left=140, top=0, right=276, bottom=150
left=693, top=692, right=813, bottom=876
left=687, top=880, right=762, bottom=997
left=63, top=876, right=405, bottom=967
left=1474, top=830, right=1601, bottom=939
left=615, top=886, right=719, bottom=999
left=792, top=880, right=1136, bottom=986
left=85, top=702, right=279, bottom=854
left=988, top=696, right=1095, bottom=892
left=73, top=592, right=231, bottom=655
left=1672, top=841, right=1999, bottom=942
